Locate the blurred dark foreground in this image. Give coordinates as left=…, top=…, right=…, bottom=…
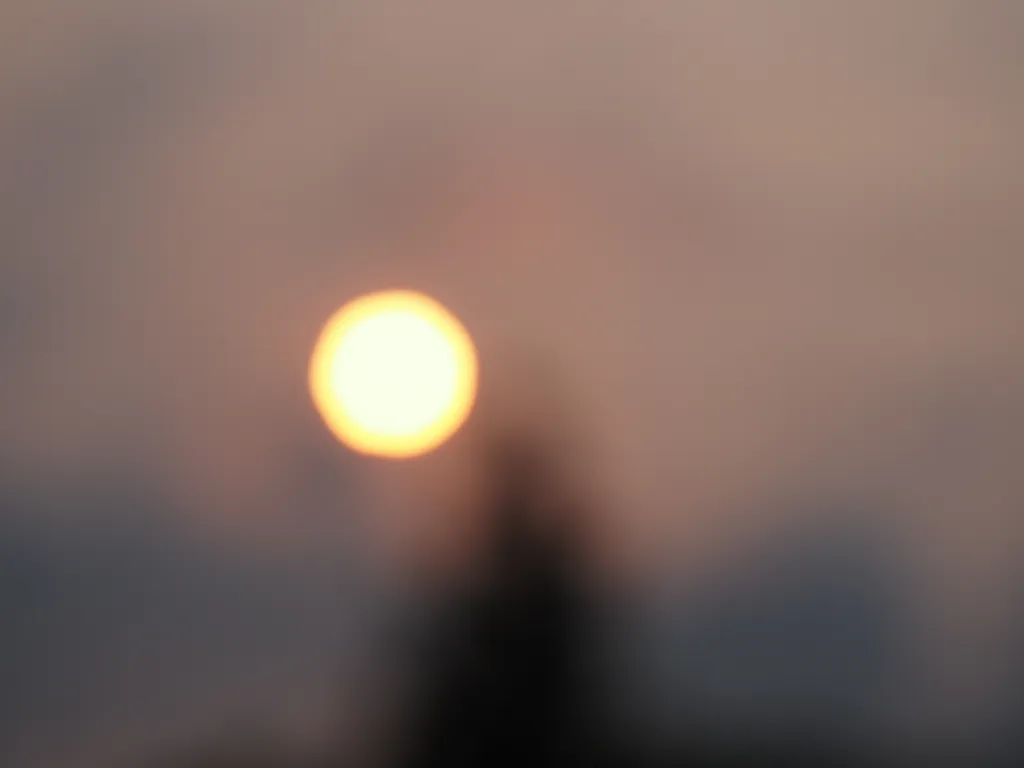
left=126, top=433, right=930, bottom=768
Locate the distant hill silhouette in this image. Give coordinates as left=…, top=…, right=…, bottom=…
left=67, top=453, right=1018, bottom=767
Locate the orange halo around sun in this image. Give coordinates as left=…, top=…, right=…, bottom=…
left=309, top=290, right=478, bottom=459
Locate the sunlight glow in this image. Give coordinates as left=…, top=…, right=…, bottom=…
left=309, top=290, right=478, bottom=458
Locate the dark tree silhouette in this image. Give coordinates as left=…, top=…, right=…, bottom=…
left=397, top=435, right=595, bottom=768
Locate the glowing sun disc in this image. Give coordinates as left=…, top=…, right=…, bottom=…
left=309, top=290, right=478, bottom=458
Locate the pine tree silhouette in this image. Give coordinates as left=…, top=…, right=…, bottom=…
left=398, top=435, right=593, bottom=768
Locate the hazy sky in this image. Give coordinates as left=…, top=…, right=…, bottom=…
left=1, top=0, right=1022, bottom=762
left=3, top=0, right=1021, bottom=523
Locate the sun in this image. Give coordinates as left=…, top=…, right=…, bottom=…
left=309, top=290, right=478, bottom=459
